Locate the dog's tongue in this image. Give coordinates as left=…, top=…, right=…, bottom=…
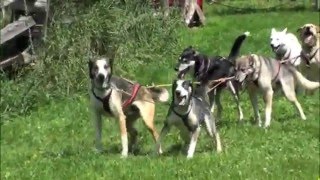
left=177, top=72, right=185, bottom=79
left=305, top=35, right=313, bottom=43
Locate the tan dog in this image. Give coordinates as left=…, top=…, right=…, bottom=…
left=88, top=57, right=169, bottom=157
left=234, top=54, right=320, bottom=128
left=297, top=23, right=320, bottom=81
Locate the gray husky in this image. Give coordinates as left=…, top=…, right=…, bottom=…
left=155, top=79, right=222, bottom=158
left=234, top=54, right=320, bottom=128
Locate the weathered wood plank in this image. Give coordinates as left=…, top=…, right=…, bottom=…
left=0, top=16, right=36, bottom=45
left=0, top=46, right=32, bottom=68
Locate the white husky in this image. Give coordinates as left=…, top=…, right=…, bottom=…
left=270, top=28, right=313, bottom=94
left=270, top=28, right=303, bottom=66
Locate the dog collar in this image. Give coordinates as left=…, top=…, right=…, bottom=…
left=92, top=88, right=113, bottom=114
left=309, top=48, right=319, bottom=60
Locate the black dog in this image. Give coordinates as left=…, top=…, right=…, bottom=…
left=174, top=32, right=250, bottom=122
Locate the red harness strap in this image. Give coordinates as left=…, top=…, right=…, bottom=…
left=122, top=83, right=141, bottom=109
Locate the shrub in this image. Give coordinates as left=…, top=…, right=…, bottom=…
left=0, top=0, right=182, bottom=122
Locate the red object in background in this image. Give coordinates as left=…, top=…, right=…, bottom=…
left=197, top=0, right=203, bottom=10
left=168, top=0, right=174, bottom=6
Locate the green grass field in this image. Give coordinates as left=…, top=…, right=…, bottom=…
left=1, top=3, right=319, bottom=180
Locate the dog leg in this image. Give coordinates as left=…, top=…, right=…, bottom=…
left=111, top=92, right=129, bottom=157
left=215, top=89, right=223, bottom=121
left=263, top=88, right=274, bottom=128
left=118, top=114, right=128, bottom=157
left=93, top=110, right=103, bottom=152
left=209, top=89, right=216, bottom=114
left=126, top=119, right=138, bottom=153
left=156, top=123, right=171, bottom=155
left=281, top=79, right=307, bottom=120
left=248, top=86, right=261, bottom=127
left=204, top=116, right=222, bottom=153
left=187, top=127, right=201, bottom=159
left=137, top=102, right=161, bottom=146
left=228, top=81, right=244, bottom=122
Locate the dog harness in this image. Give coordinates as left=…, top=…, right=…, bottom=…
left=92, top=83, right=141, bottom=113
left=172, top=97, right=205, bottom=132
left=122, top=83, right=141, bottom=109
left=92, top=89, right=113, bottom=114
left=172, top=107, right=194, bottom=131
left=301, top=48, right=319, bottom=66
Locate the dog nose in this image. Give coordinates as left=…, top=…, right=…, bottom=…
left=97, top=74, right=105, bottom=81
left=174, top=66, right=179, bottom=71
left=175, top=90, right=181, bottom=96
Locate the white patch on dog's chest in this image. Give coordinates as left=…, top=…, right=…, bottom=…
left=186, top=111, right=198, bottom=127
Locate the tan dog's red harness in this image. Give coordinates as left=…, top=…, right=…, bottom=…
left=122, top=83, right=141, bottom=109
left=92, top=83, right=141, bottom=113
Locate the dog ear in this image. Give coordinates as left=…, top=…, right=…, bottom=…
left=193, top=51, right=200, bottom=56
left=271, top=28, right=276, bottom=34
left=248, top=55, right=254, bottom=66
left=282, top=28, right=287, bottom=34
left=187, top=80, right=193, bottom=92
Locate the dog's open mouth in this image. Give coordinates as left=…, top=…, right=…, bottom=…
left=175, top=93, right=187, bottom=105
left=271, top=45, right=280, bottom=52
left=177, top=68, right=189, bottom=79
left=303, top=31, right=314, bottom=43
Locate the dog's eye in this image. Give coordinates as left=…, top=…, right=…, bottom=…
left=104, top=65, right=108, bottom=69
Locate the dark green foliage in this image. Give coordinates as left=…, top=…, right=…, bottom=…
left=1, top=0, right=181, bottom=122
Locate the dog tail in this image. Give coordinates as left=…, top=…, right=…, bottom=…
left=288, top=65, right=320, bottom=90
left=148, top=87, right=169, bottom=102
left=227, top=31, right=250, bottom=62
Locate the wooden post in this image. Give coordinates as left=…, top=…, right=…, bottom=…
left=43, top=0, right=50, bottom=40
left=184, top=0, right=205, bottom=27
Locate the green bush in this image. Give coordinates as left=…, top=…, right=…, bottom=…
left=0, top=0, right=181, bottom=122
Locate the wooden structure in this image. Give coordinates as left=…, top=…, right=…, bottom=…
left=184, top=0, right=205, bottom=27
left=0, top=0, right=50, bottom=69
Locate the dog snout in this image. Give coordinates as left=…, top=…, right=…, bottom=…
left=175, top=90, right=181, bottom=96
left=97, top=74, right=105, bottom=81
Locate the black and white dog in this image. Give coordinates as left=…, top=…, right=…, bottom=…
left=175, top=32, right=250, bottom=122
left=155, top=79, right=222, bottom=158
